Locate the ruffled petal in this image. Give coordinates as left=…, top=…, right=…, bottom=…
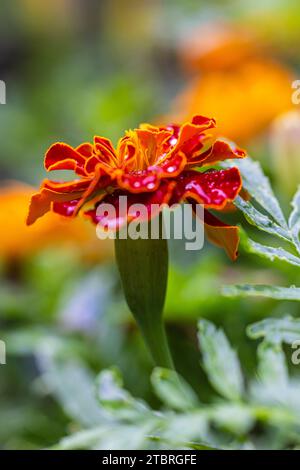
left=41, top=179, right=91, bottom=193
left=44, top=143, right=88, bottom=176
left=84, top=180, right=176, bottom=230
left=94, top=136, right=118, bottom=167
left=200, top=139, right=246, bottom=167
left=171, top=167, right=242, bottom=209
left=94, top=136, right=116, bottom=154
left=26, top=188, right=85, bottom=225
left=172, top=115, right=216, bottom=162
left=71, top=165, right=109, bottom=215
left=119, top=128, right=173, bottom=170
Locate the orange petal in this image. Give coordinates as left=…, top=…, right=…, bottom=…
left=203, top=210, right=240, bottom=260
left=41, top=179, right=91, bottom=193
left=26, top=188, right=84, bottom=225
left=200, top=139, right=246, bottom=166
left=173, top=115, right=216, bottom=161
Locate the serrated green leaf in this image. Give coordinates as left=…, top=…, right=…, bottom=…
left=197, top=320, right=244, bottom=401
left=247, top=316, right=300, bottom=344
left=54, top=423, right=151, bottom=450
left=54, top=427, right=107, bottom=450
left=222, top=284, right=300, bottom=301
left=159, top=411, right=208, bottom=445
left=40, top=357, right=107, bottom=427
left=234, top=196, right=291, bottom=242
left=243, top=236, right=300, bottom=267
left=211, top=403, right=255, bottom=435
left=256, top=340, right=288, bottom=387
left=223, top=157, right=287, bottom=228
left=289, top=187, right=300, bottom=255
left=151, top=367, right=199, bottom=411
left=92, top=423, right=152, bottom=450
left=96, top=368, right=149, bottom=420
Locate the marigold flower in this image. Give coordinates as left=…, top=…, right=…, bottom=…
left=27, top=116, right=245, bottom=260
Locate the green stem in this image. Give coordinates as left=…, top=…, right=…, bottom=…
left=136, top=314, right=174, bottom=369
left=114, top=222, right=173, bottom=369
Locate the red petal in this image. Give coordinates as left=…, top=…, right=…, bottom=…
left=172, top=168, right=242, bottom=209
left=94, top=136, right=115, bottom=154
left=117, top=170, right=160, bottom=193
left=117, top=152, right=187, bottom=193
left=94, top=136, right=118, bottom=166
left=76, top=143, right=94, bottom=158
left=191, top=115, right=215, bottom=126
left=44, top=143, right=88, bottom=176
left=158, top=151, right=187, bottom=178
left=52, top=198, right=82, bottom=217
left=84, top=180, right=176, bottom=230
left=84, top=156, right=101, bottom=174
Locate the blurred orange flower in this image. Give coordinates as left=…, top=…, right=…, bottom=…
left=179, top=23, right=258, bottom=73
left=0, top=182, right=113, bottom=262
left=168, top=23, right=293, bottom=144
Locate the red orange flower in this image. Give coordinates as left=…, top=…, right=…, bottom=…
left=27, top=116, right=245, bottom=260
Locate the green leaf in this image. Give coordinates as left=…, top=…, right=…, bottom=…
left=256, top=340, right=288, bottom=387
left=289, top=187, right=300, bottom=255
left=197, top=320, right=244, bottom=401
left=224, top=157, right=287, bottom=228
left=243, top=236, right=300, bottom=267
left=234, top=196, right=291, bottom=242
left=158, top=411, right=208, bottom=445
left=247, top=316, right=300, bottom=344
left=40, top=357, right=107, bottom=427
left=211, top=403, right=255, bottom=435
left=54, top=427, right=108, bottom=450
left=55, top=424, right=151, bottom=450
left=151, top=367, right=200, bottom=411
left=222, top=284, right=300, bottom=301
left=96, top=368, right=150, bottom=420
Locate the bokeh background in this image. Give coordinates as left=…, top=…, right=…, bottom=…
left=0, top=0, right=300, bottom=449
